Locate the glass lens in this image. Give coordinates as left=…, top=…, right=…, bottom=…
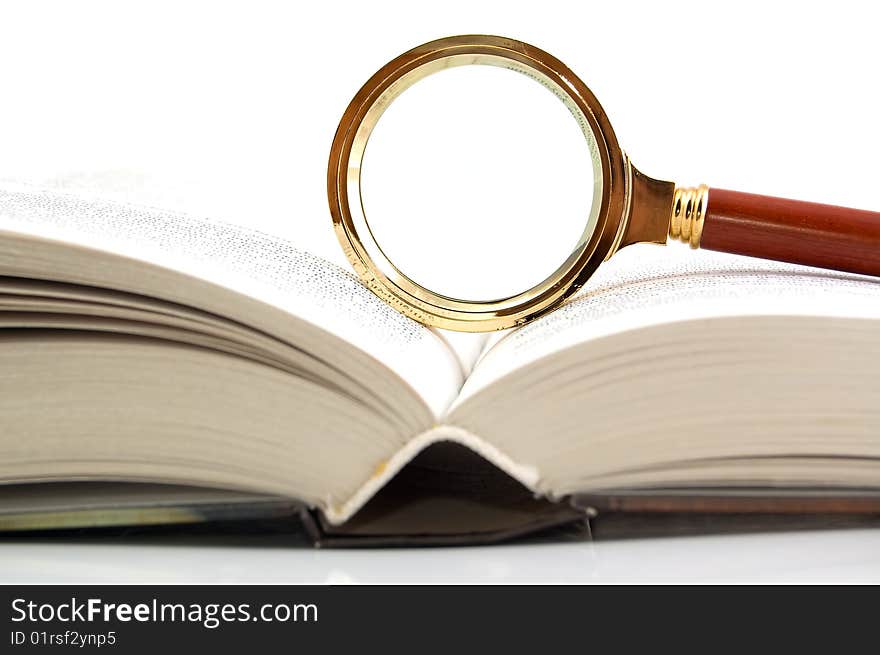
left=359, top=62, right=601, bottom=302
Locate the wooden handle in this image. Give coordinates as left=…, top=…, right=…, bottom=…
left=700, top=188, right=880, bottom=276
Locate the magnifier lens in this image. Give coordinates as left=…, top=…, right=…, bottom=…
left=359, top=62, right=601, bottom=302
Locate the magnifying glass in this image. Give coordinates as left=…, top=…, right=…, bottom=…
left=328, top=35, right=880, bottom=332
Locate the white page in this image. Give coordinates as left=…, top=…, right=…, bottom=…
left=453, top=243, right=880, bottom=407
left=0, top=182, right=463, bottom=415
left=16, top=169, right=493, bottom=376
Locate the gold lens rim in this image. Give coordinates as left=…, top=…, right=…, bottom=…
left=328, top=35, right=628, bottom=331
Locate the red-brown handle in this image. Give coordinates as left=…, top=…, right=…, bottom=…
left=700, top=188, right=880, bottom=276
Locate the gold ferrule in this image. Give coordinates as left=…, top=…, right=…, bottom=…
left=669, top=184, right=709, bottom=248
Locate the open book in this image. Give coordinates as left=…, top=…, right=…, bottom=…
left=2, top=182, right=880, bottom=544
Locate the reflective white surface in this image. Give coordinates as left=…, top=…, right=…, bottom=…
left=2, top=529, right=879, bottom=584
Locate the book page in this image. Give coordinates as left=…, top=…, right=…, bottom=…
left=13, top=169, right=493, bottom=377
left=452, top=242, right=880, bottom=408
left=0, top=182, right=463, bottom=415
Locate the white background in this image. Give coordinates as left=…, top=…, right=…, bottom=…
left=0, top=0, right=879, bottom=582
